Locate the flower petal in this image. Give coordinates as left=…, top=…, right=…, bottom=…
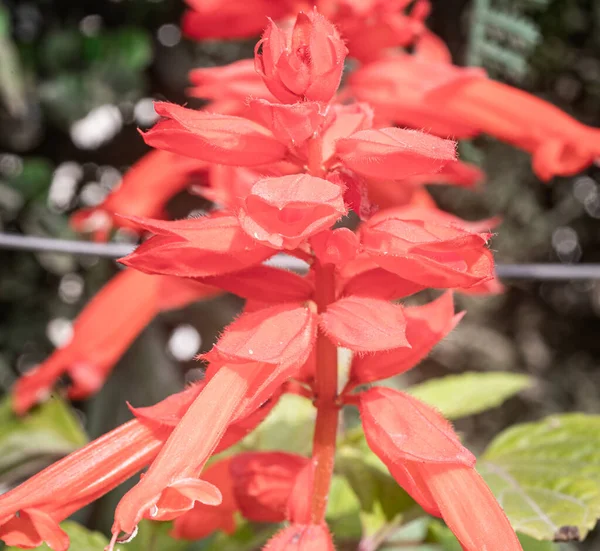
left=230, top=452, right=309, bottom=523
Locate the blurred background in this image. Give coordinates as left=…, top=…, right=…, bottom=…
left=1, top=0, right=600, bottom=546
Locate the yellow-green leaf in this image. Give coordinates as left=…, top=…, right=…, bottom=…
left=407, top=372, right=532, bottom=420
left=480, top=413, right=600, bottom=541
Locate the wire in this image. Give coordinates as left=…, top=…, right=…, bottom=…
left=1, top=232, right=599, bottom=280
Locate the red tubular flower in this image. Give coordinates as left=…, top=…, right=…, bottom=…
left=263, top=523, right=335, bottom=551
left=255, top=9, right=348, bottom=104
left=238, top=174, right=347, bottom=249
left=119, top=213, right=275, bottom=277
left=350, top=55, right=600, bottom=180
left=70, top=150, right=207, bottom=242
left=359, top=387, right=522, bottom=551
left=336, top=127, right=457, bottom=180
left=110, top=357, right=296, bottom=544
left=0, top=383, right=269, bottom=551
left=171, top=457, right=238, bottom=540
left=230, top=452, right=309, bottom=522
left=347, top=292, right=463, bottom=387
left=12, top=270, right=219, bottom=414
left=182, top=0, right=291, bottom=40
left=360, top=209, right=494, bottom=289
left=142, top=102, right=287, bottom=166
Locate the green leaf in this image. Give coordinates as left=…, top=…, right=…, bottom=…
left=428, top=520, right=562, bottom=551
left=124, top=520, right=191, bottom=551
left=407, top=372, right=532, bottom=420
left=0, top=395, right=87, bottom=484
left=238, top=393, right=315, bottom=455
left=479, top=413, right=600, bottom=541
left=326, top=474, right=363, bottom=540
left=6, top=521, right=108, bottom=550
left=336, top=441, right=416, bottom=536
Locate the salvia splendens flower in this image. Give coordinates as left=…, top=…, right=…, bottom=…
left=4, top=8, right=526, bottom=551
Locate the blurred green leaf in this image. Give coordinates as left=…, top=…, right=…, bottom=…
left=479, top=414, right=600, bottom=540
left=326, top=474, right=362, bottom=540
left=336, top=440, right=416, bottom=537
left=0, top=395, right=87, bottom=483
left=407, top=372, right=532, bottom=420
left=7, top=521, right=108, bottom=551
left=125, top=520, right=190, bottom=551
left=238, top=394, right=315, bottom=455
left=84, top=28, right=152, bottom=71
left=4, top=157, right=54, bottom=199
left=427, top=520, right=562, bottom=551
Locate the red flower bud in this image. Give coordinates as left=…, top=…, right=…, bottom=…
left=255, top=10, right=348, bottom=104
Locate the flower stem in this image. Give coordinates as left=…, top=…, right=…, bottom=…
left=310, top=261, right=338, bottom=524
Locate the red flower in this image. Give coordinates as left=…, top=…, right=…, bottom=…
left=230, top=452, right=309, bottom=522
left=70, top=150, right=207, bottom=242
left=182, top=0, right=291, bottom=40
left=238, top=174, right=347, bottom=249
left=171, top=457, right=238, bottom=540
left=119, top=213, right=275, bottom=277
left=359, top=387, right=522, bottom=551
left=143, top=102, right=287, bottom=166
left=255, top=9, right=348, bottom=104
left=0, top=384, right=269, bottom=550
left=12, top=270, right=219, bottom=414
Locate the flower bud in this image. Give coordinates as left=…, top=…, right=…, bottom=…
left=255, top=9, right=348, bottom=104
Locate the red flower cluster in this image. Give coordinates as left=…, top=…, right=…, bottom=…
left=1, top=9, right=523, bottom=551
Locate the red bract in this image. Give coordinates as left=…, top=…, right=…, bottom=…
left=120, top=213, right=274, bottom=277
left=255, top=10, right=348, bottom=104
left=359, top=387, right=522, bottom=551
left=202, top=302, right=317, bottom=368
left=320, top=296, right=409, bottom=352
left=360, top=210, right=494, bottom=288
left=238, top=174, right=347, bottom=249
left=13, top=270, right=218, bottom=414
left=347, top=292, right=462, bottom=387
left=143, top=102, right=287, bottom=166
left=230, top=452, right=309, bottom=522
left=336, top=127, right=456, bottom=180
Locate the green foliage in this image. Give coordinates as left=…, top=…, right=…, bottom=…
left=406, top=371, right=532, bottom=420
left=468, top=0, right=550, bottom=80
left=427, top=520, right=564, bottom=550
left=5, top=521, right=107, bottom=551
left=0, top=395, right=86, bottom=485
left=124, top=520, right=191, bottom=551
left=479, top=414, right=600, bottom=541
left=238, top=393, right=315, bottom=455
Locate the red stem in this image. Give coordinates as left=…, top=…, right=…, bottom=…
left=309, top=261, right=339, bottom=523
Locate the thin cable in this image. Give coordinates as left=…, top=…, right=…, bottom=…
left=1, top=232, right=600, bottom=280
